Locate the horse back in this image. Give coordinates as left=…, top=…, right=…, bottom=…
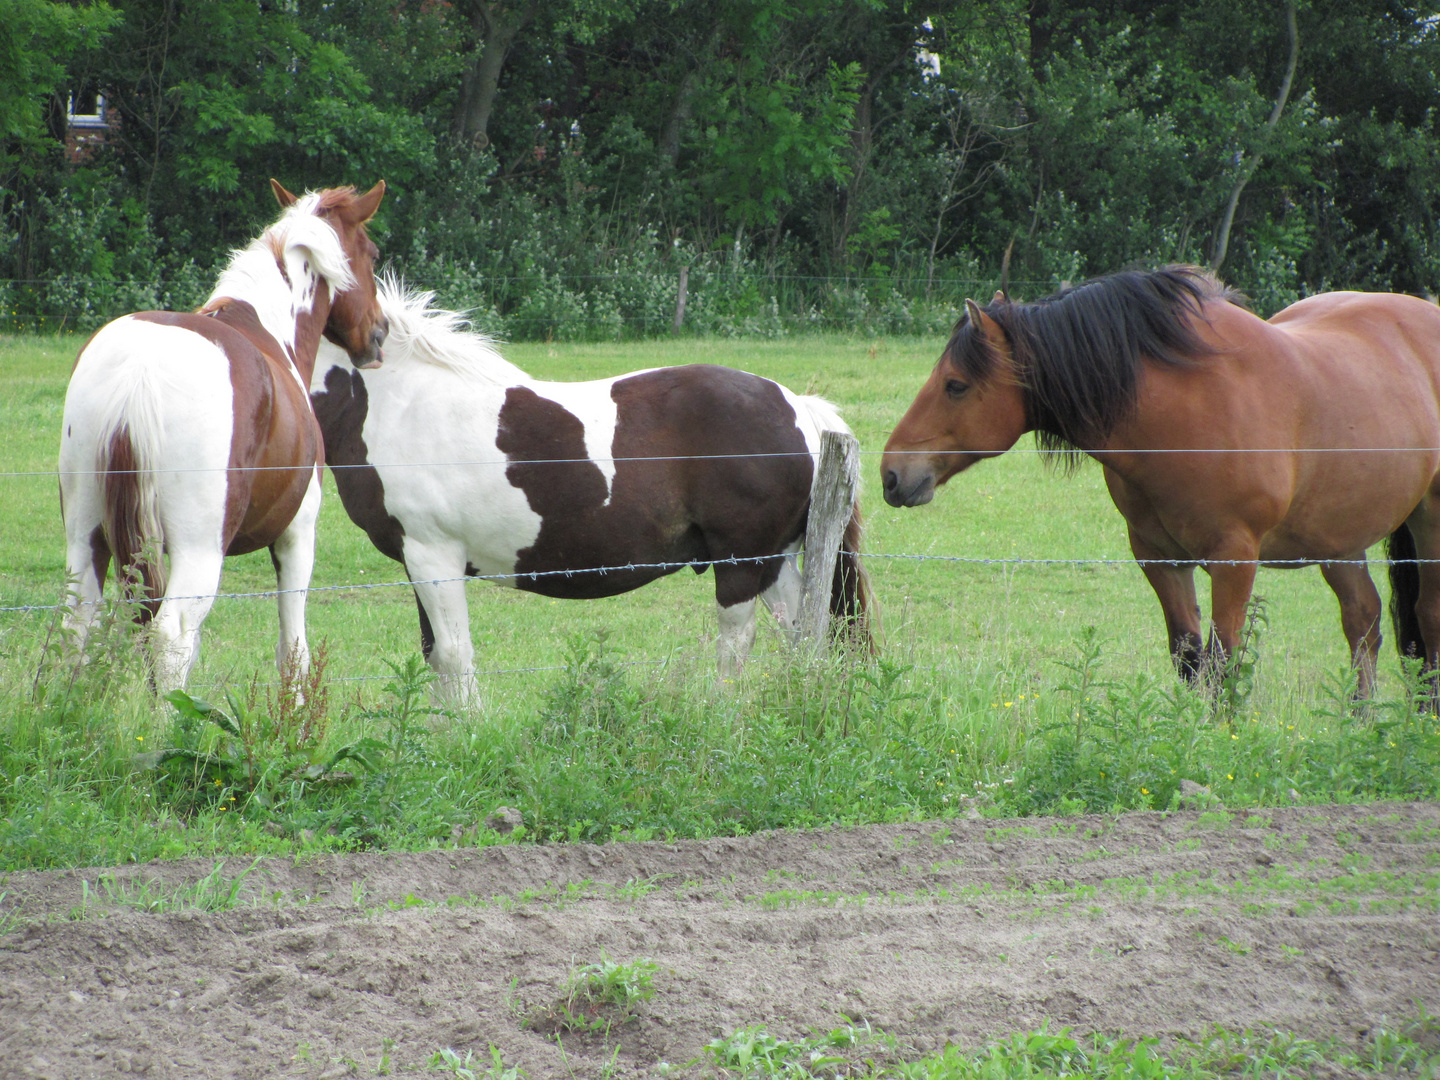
left=134, top=307, right=322, bottom=554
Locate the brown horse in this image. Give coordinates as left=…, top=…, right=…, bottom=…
left=59, top=180, right=387, bottom=689
left=881, top=266, right=1440, bottom=693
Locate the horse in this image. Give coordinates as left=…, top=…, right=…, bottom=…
left=310, top=281, right=872, bottom=702
left=881, top=265, right=1440, bottom=696
left=58, top=179, right=388, bottom=691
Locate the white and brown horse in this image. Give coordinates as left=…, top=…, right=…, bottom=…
left=311, top=282, right=871, bottom=702
left=59, top=180, right=387, bottom=690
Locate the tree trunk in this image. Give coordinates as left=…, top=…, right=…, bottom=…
left=1211, top=0, right=1298, bottom=273
left=450, top=1, right=536, bottom=149
left=658, top=67, right=698, bottom=170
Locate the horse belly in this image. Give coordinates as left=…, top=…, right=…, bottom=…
left=226, top=358, right=322, bottom=554
left=1264, top=448, right=1440, bottom=562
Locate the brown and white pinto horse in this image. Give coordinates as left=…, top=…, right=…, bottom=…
left=882, top=266, right=1440, bottom=694
left=311, top=282, right=872, bottom=703
left=59, top=180, right=387, bottom=690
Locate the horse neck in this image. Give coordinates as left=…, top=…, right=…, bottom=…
left=208, top=244, right=333, bottom=385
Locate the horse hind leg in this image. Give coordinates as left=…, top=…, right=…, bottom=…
left=714, top=561, right=765, bottom=681
left=1319, top=558, right=1382, bottom=698
left=758, top=544, right=803, bottom=646
left=1401, top=508, right=1440, bottom=685
left=150, top=546, right=224, bottom=692
left=716, top=597, right=758, bottom=682
left=62, top=521, right=111, bottom=657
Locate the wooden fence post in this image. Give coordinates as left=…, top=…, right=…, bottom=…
left=798, top=429, right=859, bottom=651
left=671, top=265, right=689, bottom=333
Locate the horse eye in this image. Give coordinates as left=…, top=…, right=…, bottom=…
left=944, top=379, right=969, bottom=400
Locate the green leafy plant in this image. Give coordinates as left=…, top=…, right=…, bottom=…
left=428, top=1045, right=526, bottom=1079
left=525, top=951, right=660, bottom=1033
left=153, top=644, right=350, bottom=815
left=705, top=1023, right=874, bottom=1078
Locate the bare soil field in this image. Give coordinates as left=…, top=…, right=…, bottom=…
left=2, top=802, right=1438, bottom=1079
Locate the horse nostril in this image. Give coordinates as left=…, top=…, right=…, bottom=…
left=372, top=317, right=389, bottom=347
left=882, top=469, right=898, bottom=493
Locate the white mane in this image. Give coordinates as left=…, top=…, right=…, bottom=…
left=377, top=276, right=530, bottom=386
left=209, top=191, right=356, bottom=305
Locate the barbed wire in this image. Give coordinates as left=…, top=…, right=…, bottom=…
left=8, top=443, right=1440, bottom=479
left=1, top=549, right=1432, bottom=615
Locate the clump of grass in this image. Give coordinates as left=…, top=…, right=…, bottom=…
left=75, top=858, right=262, bottom=916
left=524, top=951, right=660, bottom=1034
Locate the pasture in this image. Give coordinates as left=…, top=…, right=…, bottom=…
left=1, top=330, right=1436, bottom=868
left=2, top=331, right=1440, bottom=1077
left=0, top=331, right=1388, bottom=697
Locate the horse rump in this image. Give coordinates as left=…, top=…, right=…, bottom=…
left=1387, top=522, right=1423, bottom=659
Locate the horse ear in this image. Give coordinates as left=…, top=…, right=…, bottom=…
left=350, top=180, right=387, bottom=223
left=270, top=179, right=298, bottom=207
left=965, top=298, right=1009, bottom=354
left=992, top=289, right=1007, bottom=304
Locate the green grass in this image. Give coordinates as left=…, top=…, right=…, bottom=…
left=1, top=332, right=1439, bottom=872
left=695, top=1017, right=1440, bottom=1079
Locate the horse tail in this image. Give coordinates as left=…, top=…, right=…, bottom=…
left=793, top=392, right=878, bottom=653
left=96, top=384, right=166, bottom=623
left=831, top=500, right=877, bottom=654
left=1387, top=522, right=1424, bottom=659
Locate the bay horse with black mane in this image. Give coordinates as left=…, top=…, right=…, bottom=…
left=311, top=282, right=872, bottom=703
left=882, top=266, right=1440, bottom=694
left=59, top=179, right=387, bottom=690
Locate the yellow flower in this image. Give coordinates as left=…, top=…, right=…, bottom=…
left=1227, top=773, right=1234, bottom=780
left=1141, top=787, right=1149, bottom=795
left=135, top=736, right=143, bottom=742
left=1004, top=702, right=1013, bottom=708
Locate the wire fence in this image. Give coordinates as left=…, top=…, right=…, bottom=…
left=2, top=271, right=1028, bottom=338
left=3, top=442, right=1433, bottom=687
left=13, top=444, right=1440, bottom=480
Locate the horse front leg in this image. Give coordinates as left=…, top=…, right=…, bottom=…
left=1203, top=547, right=1261, bottom=692
left=269, top=470, right=322, bottom=686
left=1130, top=532, right=1203, bottom=682
left=1319, top=558, right=1383, bottom=698
left=404, top=543, right=479, bottom=706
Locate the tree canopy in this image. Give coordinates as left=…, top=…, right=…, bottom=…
left=3, top=0, right=1438, bottom=336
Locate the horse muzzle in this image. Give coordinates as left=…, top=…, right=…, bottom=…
left=881, top=465, right=935, bottom=507
left=354, top=319, right=389, bottom=370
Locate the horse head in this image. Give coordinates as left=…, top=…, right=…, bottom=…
left=881, top=298, right=1031, bottom=507
left=271, top=179, right=388, bottom=369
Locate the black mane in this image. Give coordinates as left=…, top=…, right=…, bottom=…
left=947, top=265, right=1245, bottom=457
